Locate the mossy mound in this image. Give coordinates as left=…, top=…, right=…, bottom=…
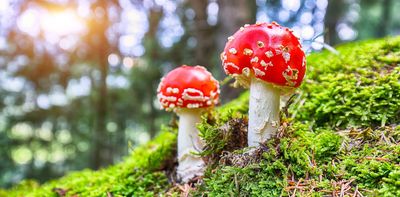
left=0, top=129, right=178, bottom=197
left=1, top=37, right=400, bottom=196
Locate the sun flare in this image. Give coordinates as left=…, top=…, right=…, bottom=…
left=40, top=10, right=85, bottom=37
left=17, top=8, right=85, bottom=38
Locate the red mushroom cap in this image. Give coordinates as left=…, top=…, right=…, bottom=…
left=221, top=22, right=306, bottom=89
left=157, top=65, right=220, bottom=111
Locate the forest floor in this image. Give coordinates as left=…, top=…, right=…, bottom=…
left=1, top=37, right=400, bottom=196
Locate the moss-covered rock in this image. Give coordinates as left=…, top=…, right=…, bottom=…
left=1, top=37, right=399, bottom=197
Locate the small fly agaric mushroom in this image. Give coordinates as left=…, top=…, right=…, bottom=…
left=157, top=65, right=219, bottom=182
left=220, top=22, right=306, bottom=147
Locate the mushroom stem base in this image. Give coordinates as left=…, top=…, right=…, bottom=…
left=176, top=109, right=205, bottom=183
left=248, top=78, right=280, bottom=147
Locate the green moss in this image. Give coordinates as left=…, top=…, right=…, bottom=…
left=2, top=37, right=400, bottom=197
left=380, top=170, right=400, bottom=196
left=292, top=64, right=400, bottom=128
left=196, top=123, right=399, bottom=196
left=291, top=37, right=400, bottom=128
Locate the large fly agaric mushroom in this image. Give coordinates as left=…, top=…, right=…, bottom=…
left=157, top=65, right=219, bottom=182
left=220, top=22, right=306, bottom=147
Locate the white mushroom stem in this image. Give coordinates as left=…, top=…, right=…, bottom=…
left=248, top=77, right=281, bottom=147
left=176, top=108, right=205, bottom=183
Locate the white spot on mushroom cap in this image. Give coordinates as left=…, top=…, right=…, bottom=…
left=260, top=61, right=273, bottom=67
left=243, top=48, right=253, bottom=56
left=158, top=90, right=179, bottom=111
left=187, top=103, right=201, bottom=108
left=282, top=52, right=291, bottom=63
left=282, top=66, right=299, bottom=87
left=159, top=94, right=178, bottom=102
left=182, top=88, right=206, bottom=102
left=210, top=90, right=219, bottom=101
left=159, top=86, right=219, bottom=110
left=253, top=67, right=265, bottom=76
left=224, top=62, right=240, bottom=70
left=227, top=36, right=234, bottom=42
left=250, top=56, right=259, bottom=63
left=177, top=98, right=183, bottom=106
left=229, top=48, right=237, bottom=54
left=166, top=87, right=172, bottom=93
left=179, top=86, right=219, bottom=108
left=223, top=65, right=230, bottom=74
left=260, top=60, right=267, bottom=67
left=220, top=52, right=227, bottom=61
left=265, top=51, right=274, bottom=58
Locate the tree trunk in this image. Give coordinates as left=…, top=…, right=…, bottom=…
left=116, top=118, right=127, bottom=158
left=148, top=97, right=158, bottom=138
left=187, top=0, right=216, bottom=68
left=376, top=0, right=392, bottom=37
left=324, top=0, right=346, bottom=45
left=92, top=52, right=110, bottom=169
left=91, top=1, right=112, bottom=169
left=143, top=7, right=163, bottom=138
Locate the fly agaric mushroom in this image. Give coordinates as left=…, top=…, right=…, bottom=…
left=157, top=65, right=219, bottom=182
left=221, top=22, right=306, bottom=147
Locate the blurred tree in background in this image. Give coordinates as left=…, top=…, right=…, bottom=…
left=0, top=0, right=399, bottom=188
